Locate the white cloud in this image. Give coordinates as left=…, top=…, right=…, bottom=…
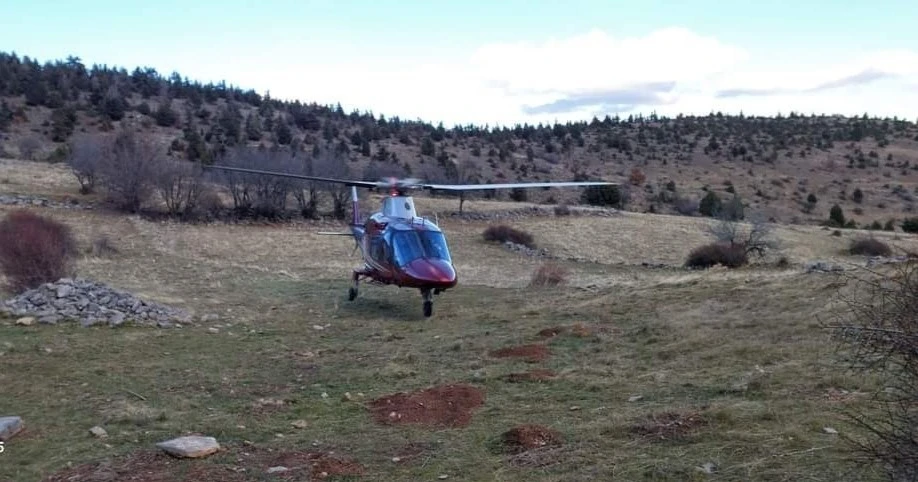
left=263, top=28, right=918, bottom=127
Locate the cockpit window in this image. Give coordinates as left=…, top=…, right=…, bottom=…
left=392, top=230, right=451, bottom=265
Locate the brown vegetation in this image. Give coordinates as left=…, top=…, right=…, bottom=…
left=685, top=242, right=748, bottom=269
left=482, top=224, right=535, bottom=248
left=0, top=209, right=77, bottom=293
left=848, top=237, right=892, bottom=256
left=529, top=262, right=569, bottom=287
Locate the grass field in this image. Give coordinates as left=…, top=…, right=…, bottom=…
left=0, top=159, right=913, bottom=481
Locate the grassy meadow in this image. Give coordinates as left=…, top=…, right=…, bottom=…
left=0, top=158, right=914, bottom=481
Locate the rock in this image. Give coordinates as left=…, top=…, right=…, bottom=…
left=267, top=466, right=289, bottom=474
left=628, top=395, right=643, bottom=402
left=89, top=426, right=108, bottom=438
left=15, top=317, right=35, bottom=326
left=0, top=416, right=24, bottom=441
left=291, top=420, right=308, bottom=429
left=155, top=435, right=220, bottom=458
left=823, top=427, right=838, bottom=434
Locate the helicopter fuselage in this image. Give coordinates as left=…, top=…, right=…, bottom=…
left=351, top=194, right=457, bottom=291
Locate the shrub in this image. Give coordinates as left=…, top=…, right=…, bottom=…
left=902, top=217, right=918, bottom=233
left=828, top=259, right=918, bottom=479
left=553, top=204, right=571, bottom=216
left=483, top=224, right=535, bottom=248
left=849, top=237, right=892, bottom=256
left=684, top=242, right=748, bottom=269
left=0, top=210, right=78, bottom=293
left=529, top=262, right=569, bottom=287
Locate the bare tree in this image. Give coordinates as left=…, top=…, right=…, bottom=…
left=704, top=214, right=779, bottom=258
left=18, top=135, right=41, bottom=161
left=313, top=146, right=352, bottom=219
left=97, top=129, right=161, bottom=213
left=155, top=159, right=204, bottom=217
left=216, top=145, right=297, bottom=217
left=67, top=133, right=106, bottom=194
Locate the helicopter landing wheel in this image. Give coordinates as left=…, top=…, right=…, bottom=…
left=348, top=286, right=358, bottom=301
left=421, top=288, right=434, bottom=317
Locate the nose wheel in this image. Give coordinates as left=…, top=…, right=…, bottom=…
left=348, top=270, right=360, bottom=301
left=422, top=288, right=433, bottom=317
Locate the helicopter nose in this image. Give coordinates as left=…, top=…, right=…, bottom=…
left=405, top=259, right=457, bottom=287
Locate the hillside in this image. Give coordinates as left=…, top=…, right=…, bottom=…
left=3, top=51, right=918, bottom=227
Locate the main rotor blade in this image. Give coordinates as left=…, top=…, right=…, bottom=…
left=204, top=165, right=380, bottom=189
left=420, top=181, right=617, bottom=191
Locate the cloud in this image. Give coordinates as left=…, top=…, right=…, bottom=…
left=716, top=68, right=896, bottom=98
left=262, top=28, right=918, bottom=126
left=521, top=82, right=676, bottom=115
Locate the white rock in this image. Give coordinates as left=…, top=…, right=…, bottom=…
left=0, top=416, right=24, bottom=441
left=267, top=466, right=288, bottom=474
left=15, top=317, right=35, bottom=326
left=89, top=426, right=108, bottom=438
left=823, top=427, right=838, bottom=434
left=155, top=435, right=220, bottom=458
left=628, top=395, right=643, bottom=402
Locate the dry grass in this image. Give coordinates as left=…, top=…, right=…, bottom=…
left=0, top=158, right=907, bottom=481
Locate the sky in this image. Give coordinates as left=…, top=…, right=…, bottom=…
left=2, top=0, right=918, bottom=127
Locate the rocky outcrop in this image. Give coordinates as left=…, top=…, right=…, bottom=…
left=2, top=278, right=191, bottom=328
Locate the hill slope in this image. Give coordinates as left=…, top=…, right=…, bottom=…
left=3, top=51, right=918, bottom=227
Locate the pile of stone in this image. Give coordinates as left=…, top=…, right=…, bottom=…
left=444, top=205, right=618, bottom=222
left=2, top=278, right=191, bottom=328
left=866, top=255, right=914, bottom=267
left=0, top=194, right=93, bottom=210
left=504, top=241, right=551, bottom=257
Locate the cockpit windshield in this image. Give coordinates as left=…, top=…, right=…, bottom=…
left=392, top=230, right=451, bottom=265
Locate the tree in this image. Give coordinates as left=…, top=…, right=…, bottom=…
left=704, top=215, right=779, bottom=259
left=829, top=204, right=846, bottom=227
left=154, top=159, right=204, bottom=217
left=581, top=184, right=628, bottom=208
left=699, top=190, right=723, bottom=217
left=852, top=188, right=864, bottom=204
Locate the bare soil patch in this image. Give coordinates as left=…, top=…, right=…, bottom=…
left=489, top=343, right=550, bottom=362
left=368, top=383, right=485, bottom=428
left=630, top=410, right=709, bottom=441
left=500, top=424, right=563, bottom=454
left=265, top=450, right=366, bottom=479
left=505, top=369, right=557, bottom=383
left=41, top=450, right=246, bottom=482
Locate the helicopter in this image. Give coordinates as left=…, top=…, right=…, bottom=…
left=206, top=164, right=616, bottom=317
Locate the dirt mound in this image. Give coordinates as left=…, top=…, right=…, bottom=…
left=500, top=424, right=563, bottom=454
left=490, top=343, right=550, bottom=362
left=266, top=451, right=366, bottom=479
left=630, top=410, right=708, bottom=441
left=42, top=450, right=246, bottom=482
left=537, top=326, right=564, bottom=338
left=368, top=383, right=485, bottom=428
left=505, top=369, right=557, bottom=383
